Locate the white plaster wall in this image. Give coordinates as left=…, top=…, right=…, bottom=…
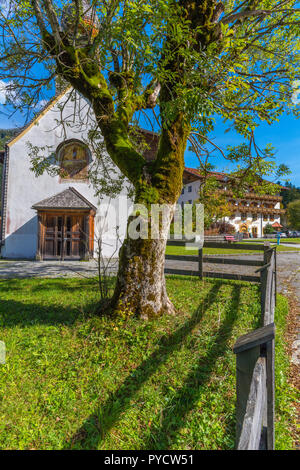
left=2, top=90, right=132, bottom=259
left=178, top=180, right=200, bottom=205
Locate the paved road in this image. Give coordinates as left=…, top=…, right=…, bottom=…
left=275, top=252, right=300, bottom=367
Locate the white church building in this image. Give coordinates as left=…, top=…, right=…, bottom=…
left=0, top=88, right=138, bottom=260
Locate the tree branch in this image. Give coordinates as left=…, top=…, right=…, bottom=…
left=221, top=6, right=300, bottom=26
left=41, top=0, right=61, bottom=43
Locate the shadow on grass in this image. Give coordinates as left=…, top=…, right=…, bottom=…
left=64, top=282, right=224, bottom=450
left=0, top=298, right=102, bottom=327
left=142, top=285, right=241, bottom=450
left=0, top=277, right=102, bottom=293
left=0, top=278, right=116, bottom=327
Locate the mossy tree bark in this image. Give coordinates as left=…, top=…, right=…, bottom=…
left=111, top=213, right=175, bottom=319
left=108, top=117, right=190, bottom=319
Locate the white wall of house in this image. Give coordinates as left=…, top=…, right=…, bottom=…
left=1, top=90, right=132, bottom=259
left=179, top=180, right=201, bottom=206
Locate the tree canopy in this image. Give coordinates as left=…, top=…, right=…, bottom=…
left=0, top=0, right=299, bottom=191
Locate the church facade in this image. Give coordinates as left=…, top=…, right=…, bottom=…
left=0, top=89, right=133, bottom=260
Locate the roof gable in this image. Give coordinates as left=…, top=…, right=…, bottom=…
left=32, top=187, right=97, bottom=211
left=7, top=87, right=72, bottom=148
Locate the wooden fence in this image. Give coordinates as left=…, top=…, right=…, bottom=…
left=165, top=239, right=265, bottom=283
left=165, top=239, right=277, bottom=450
left=234, top=243, right=276, bottom=450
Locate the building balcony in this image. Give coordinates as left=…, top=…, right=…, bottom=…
left=228, top=204, right=285, bottom=215
left=221, top=190, right=282, bottom=202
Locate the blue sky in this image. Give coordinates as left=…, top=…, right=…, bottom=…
left=185, top=113, right=300, bottom=186
left=0, top=86, right=299, bottom=186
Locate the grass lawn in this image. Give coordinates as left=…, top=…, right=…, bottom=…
left=0, top=277, right=297, bottom=450
left=241, top=238, right=300, bottom=245
left=277, top=238, right=300, bottom=244
left=166, top=244, right=300, bottom=256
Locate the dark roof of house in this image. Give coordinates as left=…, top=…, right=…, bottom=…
left=136, top=128, right=159, bottom=162
left=184, top=167, right=227, bottom=182
left=32, top=187, right=97, bottom=211
left=183, top=167, right=288, bottom=189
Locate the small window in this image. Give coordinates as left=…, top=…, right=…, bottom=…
left=188, top=186, right=192, bottom=192
left=189, top=200, right=192, bottom=204
left=58, top=140, right=90, bottom=180
left=181, top=188, right=184, bottom=195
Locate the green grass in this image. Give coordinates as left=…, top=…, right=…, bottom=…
left=166, top=244, right=300, bottom=256
left=241, top=238, right=300, bottom=244
left=277, top=238, right=300, bottom=244
left=0, top=277, right=296, bottom=450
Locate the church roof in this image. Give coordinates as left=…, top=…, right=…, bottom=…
left=6, top=87, right=72, bottom=148
left=32, top=187, right=97, bottom=211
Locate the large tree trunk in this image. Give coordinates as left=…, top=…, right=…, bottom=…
left=106, top=112, right=189, bottom=319
left=110, top=203, right=176, bottom=319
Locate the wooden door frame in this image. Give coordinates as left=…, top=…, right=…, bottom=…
left=36, top=209, right=95, bottom=261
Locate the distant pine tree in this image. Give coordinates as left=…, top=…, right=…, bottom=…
left=279, top=181, right=300, bottom=208
left=0, top=128, right=19, bottom=200
left=0, top=128, right=18, bottom=151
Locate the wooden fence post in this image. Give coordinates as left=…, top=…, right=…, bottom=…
left=261, top=242, right=272, bottom=323
left=233, top=323, right=275, bottom=450
left=237, top=357, right=266, bottom=450
left=266, top=338, right=275, bottom=450
left=198, top=247, right=203, bottom=280
left=274, top=246, right=277, bottom=307
left=235, top=345, right=260, bottom=446
left=259, top=245, right=276, bottom=449
left=267, top=249, right=275, bottom=450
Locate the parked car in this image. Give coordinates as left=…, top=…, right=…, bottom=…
left=287, top=230, right=300, bottom=238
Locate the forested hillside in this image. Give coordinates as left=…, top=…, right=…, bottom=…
left=0, top=128, right=18, bottom=201
left=0, top=128, right=18, bottom=150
